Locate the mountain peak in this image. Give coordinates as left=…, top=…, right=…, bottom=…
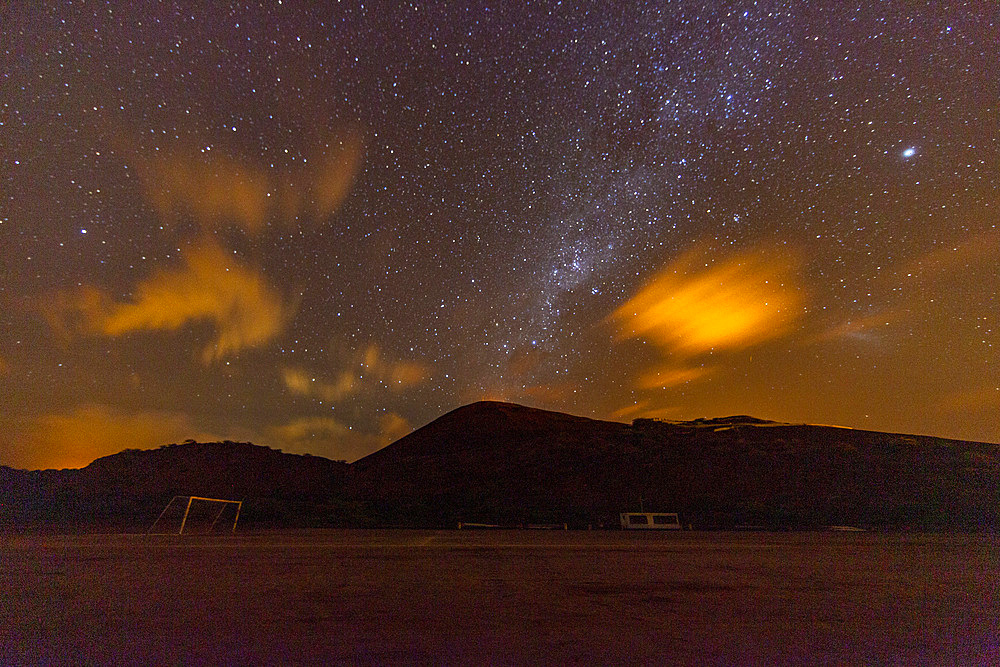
left=4, top=404, right=999, bottom=531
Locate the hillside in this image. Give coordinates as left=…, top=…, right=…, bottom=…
left=0, top=441, right=351, bottom=530
left=348, top=401, right=633, bottom=525
left=3, top=402, right=999, bottom=530
left=347, top=402, right=1000, bottom=529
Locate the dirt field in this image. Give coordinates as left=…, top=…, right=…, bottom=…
left=2, top=530, right=997, bottom=665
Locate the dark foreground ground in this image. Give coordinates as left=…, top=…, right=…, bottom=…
left=1, top=530, right=997, bottom=665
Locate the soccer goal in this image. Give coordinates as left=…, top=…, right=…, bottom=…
left=147, top=495, right=243, bottom=535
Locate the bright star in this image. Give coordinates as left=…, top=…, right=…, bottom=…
left=902, top=147, right=916, bottom=158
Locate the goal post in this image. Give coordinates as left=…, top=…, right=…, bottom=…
left=147, top=495, right=243, bottom=535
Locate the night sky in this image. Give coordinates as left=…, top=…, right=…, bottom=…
left=2, top=2, right=998, bottom=470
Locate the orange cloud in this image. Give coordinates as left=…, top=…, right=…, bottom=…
left=142, top=151, right=271, bottom=232
left=1, top=405, right=217, bottom=470
left=361, top=343, right=380, bottom=370
left=267, top=412, right=411, bottom=462
left=358, top=343, right=432, bottom=387
left=282, top=366, right=357, bottom=402
left=283, top=344, right=430, bottom=402
left=309, top=133, right=365, bottom=219
left=387, top=361, right=431, bottom=390
left=612, top=245, right=804, bottom=357
left=281, top=367, right=313, bottom=394
left=46, top=242, right=292, bottom=361
left=267, top=417, right=357, bottom=459
left=42, top=285, right=110, bottom=343
left=133, top=131, right=363, bottom=233
left=636, top=364, right=712, bottom=390
left=379, top=412, right=413, bottom=445
left=611, top=400, right=682, bottom=421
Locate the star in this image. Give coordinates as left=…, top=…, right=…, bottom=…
left=1, top=1, right=998, bottom=468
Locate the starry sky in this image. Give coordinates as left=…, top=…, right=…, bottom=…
left=2, top=1, right=998, bottom=469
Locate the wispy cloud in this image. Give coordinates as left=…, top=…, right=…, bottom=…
left=387, top=361, right=432, bottom=390
left=131, top=131, right=364, bottom=233
left=611, top=400, right=681, bottom=421
left=282, top=367, right=356, bottom=402
left=608, top=244, right=803, bottom=399
left=814, top=230, right=1000, bottom=344
left=358, top=343, right=433, bottom=391
left=44, top=241, right=293, bottom=361
left=379, top=412, right=413, bottom=445
left=636, top=364, right=712, bottom=390
left=141, top=150, right=272, bottom=232
left=902, top=230, right=1000, bottom=281
left=267, top=412, right=412, bottom=462
left=809, top=309, right=906, bottom=344
left=282, top=343, right=431, bottom=403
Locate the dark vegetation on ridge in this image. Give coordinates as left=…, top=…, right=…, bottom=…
left=0, top=441, right=351, bottom=531
left=2, top=402, right=998, bottom=531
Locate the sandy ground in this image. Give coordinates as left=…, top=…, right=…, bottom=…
left=1, top=530, right=997, bottom=665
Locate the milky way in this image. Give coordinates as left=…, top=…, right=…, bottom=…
left=2, top=2, right=998, bottom=468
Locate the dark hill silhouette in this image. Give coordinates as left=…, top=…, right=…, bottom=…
left=348, top=401, right=634, bottom=526
left=1, top=441, right=350, bottom=530
left=347, top=401, right=1000, bottom=529
left=2, top=402, right=999, bottom=531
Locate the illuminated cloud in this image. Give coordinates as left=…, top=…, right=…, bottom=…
left=282, top=344, right=430, bottom=403
left=141, top=151, right=271, bottom=232
left=611, top=400, right=681, bottom=421
left=636, top=364, right=712, bottom=390
left=362, top=343, right=380, bottom=370
left=1, top=405, right=217, bottom=470
left=267, top=416, right=355, bottom=457
left=267, top=412, right=411, bottom=462
left=133, top=131, right=364, bottom=233
left=282, top=366, right=356, bottom=402
left=310, top=133, right=365, bottom=219
left=46, top=242, right=292, bottom=361
left=42, top=285, right=110, bottom=344
left=904, top=230, right=1000, bottom=281
left=282, top=367, right=313, bottom=395
left=816, top=231, right=1000, bottom=345
left=359, top=344, right=433, bottom=388
left=379, top=412, right=413, bottom=445
left=387, top=361, right=431, bottom=390
left=811, top=310, right=905, bottom=344
left=612, top=245, right=804, bottom=357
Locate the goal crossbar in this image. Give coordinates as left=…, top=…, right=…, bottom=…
left=148, top=495, right=243, bottom=535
